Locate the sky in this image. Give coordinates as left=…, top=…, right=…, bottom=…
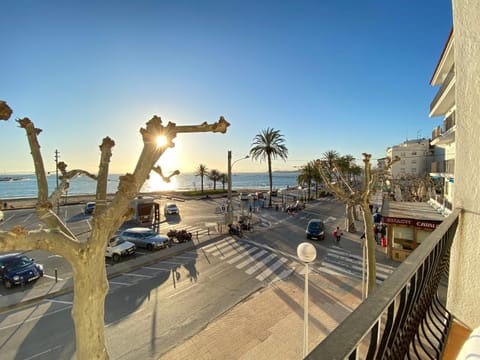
left=1, top=0, right=453, bottom=176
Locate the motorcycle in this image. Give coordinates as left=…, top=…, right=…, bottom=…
left=228, top=224, right=243, bottom=237
left=167, top=229, right=192, bottom=243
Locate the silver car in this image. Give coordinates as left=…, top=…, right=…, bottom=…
left=119, top=227, right=170, bottom=251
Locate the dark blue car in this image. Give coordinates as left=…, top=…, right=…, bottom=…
left=306, top=219, right=325, bottom=240
left=0, top=253, right=44, bottom=288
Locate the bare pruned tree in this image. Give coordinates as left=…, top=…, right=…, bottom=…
left=0, top=106, right=229, bottom=359
left=316, top=153, right=399, bottom=298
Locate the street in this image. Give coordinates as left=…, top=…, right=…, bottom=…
left=0, top=195, right=398, bottom=359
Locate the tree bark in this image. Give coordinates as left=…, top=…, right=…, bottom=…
left=71, top=250, right=109, bottom=360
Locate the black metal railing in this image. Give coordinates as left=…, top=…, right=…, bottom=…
left=306, top=208, right=461, bottom=360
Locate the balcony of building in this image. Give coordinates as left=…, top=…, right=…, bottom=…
left=431, top=112, right=456, bottom=145
left=430, top=159, right=455, bottom=177
left=430, top=66, right=455, bottom=118
left=306, top=209, right=469, bottom=359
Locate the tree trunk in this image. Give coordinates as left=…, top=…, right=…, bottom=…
left=267, top=155, right=273, bottom=207
left=362, top=201, right=377, bottom=296
left=346, top=202, right=356, bottom=232
left=71, top=252, right=109, bottom=360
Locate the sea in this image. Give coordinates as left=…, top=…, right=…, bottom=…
left=0, top=172, right=300, bottom=200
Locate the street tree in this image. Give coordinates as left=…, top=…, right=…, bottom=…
left=0, top=103, right=229, bottom=360
left=209, top=169, right=221, bottom=190
left=195, top=164, right=209, bottom=193
left=316, top=153, right=398, bottom=298
left=297, top=161, right=317, bottom=201
left=322, top=150, right=340, bottom=182
left=249, top=127, right=288, bottom=207
left=219, top=173, right=228, bottom=190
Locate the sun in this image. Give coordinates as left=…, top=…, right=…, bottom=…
left=156, top=135, right=167, bottom=147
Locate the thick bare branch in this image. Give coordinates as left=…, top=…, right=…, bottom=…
left=0, top=100, right=13, bottom=120
left=17, top=118, right=49, bottom=202
left=0, top=228, right=80, bottom=258
left=95, top=137, right=115, bottom=213
left=152, top=166, right=180, bottom=183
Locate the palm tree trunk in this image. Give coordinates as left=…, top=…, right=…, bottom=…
left=268, top=154, right=273, bottom=207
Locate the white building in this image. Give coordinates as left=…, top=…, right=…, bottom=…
left=429, top=28, right=456, bottom=211
left=386, top=138, right=431, bottom=180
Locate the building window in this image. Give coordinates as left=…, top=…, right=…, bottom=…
left=400, top=152, right=406, bottom=157
left=412, top=168, right=417, bottom=173
left=412, top=160, right=417, bottom=164
left=400, top=168, right=405, bottom=173
left=412, top=152, right=417, bottom=155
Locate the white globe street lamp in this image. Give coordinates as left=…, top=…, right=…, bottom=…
left=297, top=242, right=317, bottom=358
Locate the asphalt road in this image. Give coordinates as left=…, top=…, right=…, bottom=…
left=0, top=195, right=398, bottom=359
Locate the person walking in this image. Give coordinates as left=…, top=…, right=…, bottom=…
left=333, top=226, right=343, bottom=244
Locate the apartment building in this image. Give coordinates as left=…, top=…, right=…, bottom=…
left=386, top=138, right=431, bottom=179
left=429, top=28, right=456, bottom=211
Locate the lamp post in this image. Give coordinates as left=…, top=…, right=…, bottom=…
left=226, top=150, right=249, bottom=225
left=297, top=242, right=317, bottom=358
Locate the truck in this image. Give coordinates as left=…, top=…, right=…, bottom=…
left=130, top=196, right=155, bottom=224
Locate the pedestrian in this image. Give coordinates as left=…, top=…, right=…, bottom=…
left=374, top=225, right=380, bottom=244
left=333, top=226, right=343, bottom=244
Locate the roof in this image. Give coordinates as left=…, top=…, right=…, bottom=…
left=382, top=201, right=445, bottom=222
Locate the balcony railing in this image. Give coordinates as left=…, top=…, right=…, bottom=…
left=306, top=208, right=461, bottom=359
left=430, top=66, right=455, bottom=113
left=444, top=112, right=456, bottom=132
left=430, top=160, right=454, bottom=175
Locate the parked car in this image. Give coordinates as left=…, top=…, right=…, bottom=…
left=120, top=227, right=170, bottom=251
left=256, top=192, right=264, bottom=199
left=268, top=190, right=278, bottom=197
left=0, top=253, right=44, bottom=288
left=248, top=193, right=258, bottom=201
left=164, top=202, right=179, bottom=216
left=105, top=236, right=136, bottom=262
left=239, top=192, right=249, bottom=201
left=306, top=219, right=325, bottom=240
left=84, top=202, right=96, bottom=215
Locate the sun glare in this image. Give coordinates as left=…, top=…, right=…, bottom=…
left=156, top=135, right=167, bottom=147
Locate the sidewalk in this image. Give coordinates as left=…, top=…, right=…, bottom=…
left=158, top=267, right=363, bottom=360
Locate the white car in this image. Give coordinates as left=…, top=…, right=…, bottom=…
left=239, top=192, right=249, bottom=201
left=164, top=202, right=179, bottom=216
left=105, top=236, right=136, bottom=262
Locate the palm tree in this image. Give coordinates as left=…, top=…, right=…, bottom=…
left=195, top=164, right=209, bottom=193
left=219, top=173, right=228, bottom=190
left=209, top=169, right=221, bottom=190
left=322, top=150, right=340, bottom=182
left=297, top=161, right=317, bottom=201
left=249, top=127, right=288, bottom=207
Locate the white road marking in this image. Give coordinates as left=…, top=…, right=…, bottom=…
left=43, top=299, right=73, bottom=305
left=44, top=274, right=64, bottom=281
left=143, top=266, right=171, bottom=272
left=122, top=273, right=152, bottom=278
left=167, top=283, right=198, bottom=298
left=245, top=254, right=276, bottom=275
left=236, top=249, right=267, bottom=269
left=23, top=345, right=63, bottom=360
left=256, top=258, right=288, bottom=281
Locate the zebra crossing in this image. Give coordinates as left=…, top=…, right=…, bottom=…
left=159, top=223, right=219, bottom=238
left=319, top=246, right=395, bottom=284
left=201, top=238, right=296, bottom=283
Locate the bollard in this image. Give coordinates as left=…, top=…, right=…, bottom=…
left=55, top=268, right=58, bottom=283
